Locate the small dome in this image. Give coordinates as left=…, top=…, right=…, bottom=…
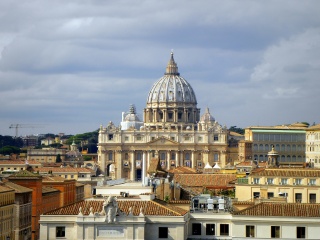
left=200, top=107, right=215, bottom=122
left=147, top=52, right=197, bottom=105
left=124, top=104, right=141, bottom=122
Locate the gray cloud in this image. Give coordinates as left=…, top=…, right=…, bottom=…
left=1, top=0, right=320, bottom=136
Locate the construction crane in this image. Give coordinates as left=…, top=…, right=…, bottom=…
left=9, top=124, right=44, bottom=137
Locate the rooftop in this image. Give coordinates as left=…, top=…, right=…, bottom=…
left=44, top=198, right=188, bottom=217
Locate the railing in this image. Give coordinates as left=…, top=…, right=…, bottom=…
left=237, top=178, right=249, bottom=184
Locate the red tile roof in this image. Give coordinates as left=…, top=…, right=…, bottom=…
left=174, top=174, right=237, bottom=187
left=35, top=167, right=93, bottom=173
left=250, top=168, right=320, bottom=177
left=45, top=199, right=188, bottom=217
left=234, top=203, right=320, bottom=217
left=167, top=166, right=198, bottom=174
left=4, top=181, right=33, bottom=193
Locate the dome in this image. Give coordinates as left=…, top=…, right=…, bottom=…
left=200, top=107, right=215, bottom=122
left=147, top=52, right=197, bottom=105
left=144, top=52, right=200, bottom=128
left=124, top=104, right=141, bottom=122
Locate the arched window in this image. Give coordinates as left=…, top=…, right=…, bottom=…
left=265, top=144, right=269, bottom=151
left=275, top=144, right=280, bottom=151
left=297, top=145, right=302, bottom=151
left=292, top=145, right=296, bottom=152
left=253, top=144, right=258, bottom=151
left=160, top=152, right=166, bottom=160
left=281, top=144, right=285, bottom=151
left=286, top=145, right=291, bottom=152
left=185, top=152, right=190, bottom=160
left=292, top=155, right=297, bottom=162
left=259, top=144, right=263, bottom=151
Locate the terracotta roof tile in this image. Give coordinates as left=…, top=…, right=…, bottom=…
left=35, top=167, right=93, bottom=173
left=4, top=181, right=33, bottom=193
left=250, top=168, right=320, bottom=177
left=174, top=174, right=237, bottom=187
left=167, top=166, right=198, bottom=174
left=234, top=203, right=320, bottom=217
left=8, top=170, right=42, bottom=179
left=42, top=186, right=60, bottom=194
left=45, top=199, right=188, bottom=217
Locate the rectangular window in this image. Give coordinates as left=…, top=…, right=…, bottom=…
left=158, top=227, right=168, bottom=238
left=192, top=223, right=201, bottom=235
left=214, top=134, right=219, bottom=141
left=271, top=226, right=280, bottom=238
left=108, top=152, right=113, bottom=161
left=267, top=178, right=274, bottom=184
left=295, top=178, right=302, bottom=185
left=297, top=227, right=305, bottom=238
left=220, top=224, right=229, bottom=236
left=295, top=193, right=302, bottom=203
left=214, top=153, right=219, bottom=162
left=268, top=192, right=274, bottom=198
left=136, top=136, right=142, bottom=141
left=185, top=136, right=190, bottom=141
left=56, top=226, right=65, bottom=237
left=253, top=178, right=260, bottom=184
left=125, top=136, right=129, bottom=141
left=171, top=137, right=175, bottom=141
left=206, top=223, right=215, bottom=235
left=280, top=178, right=288, bottom=185
left=309, top=193, right=316, bottom=203
left=198, top=136, right=202, bottom=142
left=108, top=134, right=113, bottom=140
left=246, top=225, right=255, bottom=237
left=309, top=179, right=316, bottom=185
left=253, top=192, right=260, bottom=199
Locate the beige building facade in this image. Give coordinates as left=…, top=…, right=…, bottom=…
left=98, top=53, right=228, bottom=183
left=244, top=123, right=307, bottom=166
left=306, top=123, right=320, bottom=168
left=236, top=168, right=320, bottom=203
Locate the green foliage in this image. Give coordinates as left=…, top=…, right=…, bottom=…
left=164, top=195, right=170, bottom=203
left=0, top=135, right=23, bottom=148
left=66, top=129, right=99, bottom=153
left=0, top=145, right=21, bottom=155
left=229, top=126, right=244, bottom=135
left=49, top=143, right=63, bottom=148
left=83, top=155, right=92, bottom=161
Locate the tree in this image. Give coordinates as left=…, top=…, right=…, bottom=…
left=0, top=146, right=21, bottom=155
left=229, top=126, right=244, bottom=135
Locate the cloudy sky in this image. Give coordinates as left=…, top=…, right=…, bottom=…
left=1, top=0, right=320, bottom=136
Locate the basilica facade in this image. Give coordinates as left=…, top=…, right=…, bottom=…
left=97, top=53, right=228, bottom=182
